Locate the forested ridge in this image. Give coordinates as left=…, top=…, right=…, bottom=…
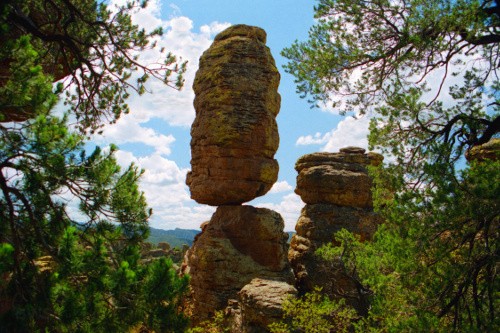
left=1, top=0, right=499, bottom=332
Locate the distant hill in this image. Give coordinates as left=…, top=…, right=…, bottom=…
left=148, top=228, right=295, bottom=248
left=147, top=227, right=200, bottom=248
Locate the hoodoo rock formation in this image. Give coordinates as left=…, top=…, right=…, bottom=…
left=183, top=206, right=293, bottom=323
left=289, top=147, right=383, bottom=313
left=184, top=25, right=294, bottom=328
left=186, top=24, right=281, bottom=206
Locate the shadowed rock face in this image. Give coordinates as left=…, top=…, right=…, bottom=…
left=289, top=147, right=383, bottom=314
left=186, top=24, right=281, bottom=206
left=182, top=206, right=294, bottom=323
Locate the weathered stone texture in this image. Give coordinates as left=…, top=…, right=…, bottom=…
left=288, top=204, right=382, bottom=312
left=183, top=205, right=294, bottom=323
left=289, top=147, right=383, bottom=314
left=187, top=24, right=281, bottom=205
left=295, top=148, right=383, bottom=208
left=227, top=278, right=297, bottom=333
left=465, top=138, right=500, bottom=161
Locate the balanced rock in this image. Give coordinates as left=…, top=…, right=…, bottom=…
left=183, top=205, right=293, bottom=323
left=186, top=24, right=281, bottom=205
left=295, top=148, right=383, bottom=208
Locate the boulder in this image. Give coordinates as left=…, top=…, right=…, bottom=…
left=187, top=24, right=281, bottom=205
left=295, top=149, right=383, bottom=208
left=227, top=278, right=297, bottom=333
left=157, top=242, right=170, bottom=251
left=182, top=205, right=294, bottom=323
left=288, top=204, right=382, bottom=313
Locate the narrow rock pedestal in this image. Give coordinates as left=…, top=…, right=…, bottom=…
left=183, top=206, right=294, bottom=324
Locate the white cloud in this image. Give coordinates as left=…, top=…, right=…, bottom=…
left=256, top=193, right=304, bottom=231
left=119, top=15, right=230, bottom=128
left=114, top=149, right=215, bottom=229
left=321, top=114, right=371, bottom=152
left=295, top=114, right=371, bottom=153
left=269, top=180, right=293, bottom=194
left=95, top=115, right=175, bottom=156
left=99, top=5, right=231, bottom=229
left=296, top=132, right=332, bottom=146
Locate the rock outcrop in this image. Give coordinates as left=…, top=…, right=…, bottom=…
left=289, top=147, right=383, bottom=314
left=465, top=138, right=500, bottom=161
left=186, top=24, right=281, bottom=206
left=295, top=147, right=383, bottom=208
left=183, top=25, right=294, bottom=329
left=227, top=278, right=298, bottom=333
left=183, top=206, right=294, bottom=323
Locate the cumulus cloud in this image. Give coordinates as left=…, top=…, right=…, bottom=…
left=256, top=193, right=304, bottom=231
left=119, top=14, right=230, bottom=128
left=89, top=2, right=230, bottom=229
left=269, top=180, right=293, bottom=194
left=296, top=132, right=332, bottom=146
left=95, top=115, right=176, bottom=156
left=114, top=150, right=215, bottom=229
left=296, top=114, right=371, bottom=152
left=322, top=114, right=371, bottom=152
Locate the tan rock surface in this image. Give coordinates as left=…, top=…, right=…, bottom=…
left=289, top=204, right=382, bottom=293
left=228, top=278, right=297, bottom=333
left=183, top=205, right=294, bottom=323
left=289, top=147, right=384, bottom=315
left=465, top=138, right=500, bottom=161
left=295, top=149, right=383, bottom=208
left=187, top=24, right=281, bottom=205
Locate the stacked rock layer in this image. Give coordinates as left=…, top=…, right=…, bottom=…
left=186, top=24, right=281, bottom=206
left=184, top=25, right=294, bottom=328
left=289, top=147, right=383, bottom=313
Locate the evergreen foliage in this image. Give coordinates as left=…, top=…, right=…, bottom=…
left=1, top=0, right=187, bottom=132
left=0, top=1, right=190, bottom=332
left=283, top=0, right=499, bottom=331
left=268, top=289, right=357, bottom=333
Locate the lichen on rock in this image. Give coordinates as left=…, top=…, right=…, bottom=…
left=187, top=24, right=281, bottom=206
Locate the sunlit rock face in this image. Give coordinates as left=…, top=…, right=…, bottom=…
left=465, top=138, right=500, bottom=162
left=182, top=206, right=294, bottom=323
left=289, top=147, right=384, bottom=314
left=227, top=278, right=298, bottom=333
left=186, top=24, right=281, bottom=206
left=294, top=147, right=383, bottom=208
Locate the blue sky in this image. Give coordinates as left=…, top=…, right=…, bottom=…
left=91, top=0, right=373, bottom=231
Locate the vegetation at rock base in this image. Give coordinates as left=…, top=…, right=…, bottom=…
left=283, top=0, right=499, bottom=331
left=1, top=1, right=189, bottom=332
left=268, top=288, right=357, bottom=333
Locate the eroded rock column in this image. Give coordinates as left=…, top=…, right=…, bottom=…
left=289, top=147, right=383, bottom=313
left=186, top=24, right=280, bottom=206
left=183, top=25, right=293, bottom=325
